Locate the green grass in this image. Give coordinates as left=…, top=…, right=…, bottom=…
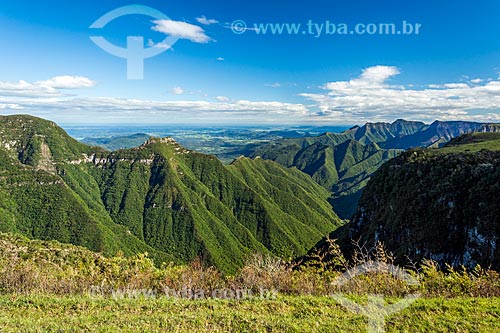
left=437, top=142, right=500, bottom=154
left=0, top=295, right=498, bottom=332
left=438, top=133, right=500, bottom=154
left=1, top=231, right=499, bottom=332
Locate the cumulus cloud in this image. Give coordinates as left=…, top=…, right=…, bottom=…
left=196, top=16, right=218, bottom=25
left=300, top=65, right=500, bottom=123
left=323, top=66, right=400, bottom=93
left=64, top=98, right=306, bottom=115
left=38, top=76, right=96, bottom=89
left=217, top=57, right=225, bottom=61
left=0, top=76, right=308, bottom=123
left=152, top=20, right=212, bottom=43
left=0, top=76, right=95, bottom=98
left=428, top=83, right=470, bottom=89
left=147, top=39, right=172, bottom=50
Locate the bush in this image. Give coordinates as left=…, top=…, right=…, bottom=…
left=0, top=232, right=499, bottom=298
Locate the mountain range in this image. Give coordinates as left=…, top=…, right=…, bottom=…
left=2, top=114, right=500, bottom=273
left=244, top=119, right=500, bottom=218
left=0, top=115, right=341, bottom=273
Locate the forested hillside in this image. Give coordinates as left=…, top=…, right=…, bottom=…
left=306, top=132, right=500, bottom=270
left=246, top=119, right=500, bottom=218
left=0, top=115, right=341, bottom=273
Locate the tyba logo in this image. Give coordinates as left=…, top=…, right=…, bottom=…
left=90, top=5, right=178, bottom=80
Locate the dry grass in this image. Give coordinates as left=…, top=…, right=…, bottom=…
left=0, top=232, right=499, bottom=298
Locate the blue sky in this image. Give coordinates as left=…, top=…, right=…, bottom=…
left=0, top=0, right=499, bottom=125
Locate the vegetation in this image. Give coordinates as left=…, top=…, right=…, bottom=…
left=0, top=295, right=499, bottom=332
left=439, top=132, right=500, bottom=153
left=247, top=134, right=402, bottom=219
left=312, top=132, right=500, bottom=271
left=1, top=116, right=499, bottom=332
left=1, top=232, right=499, bottom=298
left=245, top=120, right=500, bottom=218
left=0, top=115, right=341, bottom=274
left=0, top=232, right=499, bottom=332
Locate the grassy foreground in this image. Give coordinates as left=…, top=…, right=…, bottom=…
left=0, top=295, right=498, bottom=332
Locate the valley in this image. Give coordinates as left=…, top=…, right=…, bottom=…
left=2, top=1, right=499, bottom=331
left=1, top=115, right=500, bottom=332
left=0, top=115, right=342, bottom=274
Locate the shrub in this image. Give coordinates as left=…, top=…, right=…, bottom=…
left=1, top=232, right=499, bottom=298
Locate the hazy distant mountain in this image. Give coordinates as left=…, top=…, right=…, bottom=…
left=81, top=133, right=151, bottom=151
left=0, top=115, right=341, bottom=273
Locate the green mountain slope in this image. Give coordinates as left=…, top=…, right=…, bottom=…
left=307, top=132, right=500, bottom=270
left=246, top=129, right=403, bottom=219
left=440, top=132, right=500, bottom=153
left=227, top=156, right=339, bottom=256
left=381, top=121, right=500, bottom=149
left=244, top=119, right=499, bottom=219
left=0, top=115, right=341, bottom=274
left=0, top=116, right=174, bottom=263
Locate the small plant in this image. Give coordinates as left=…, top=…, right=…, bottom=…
left=236, top=253, right=291, bottom=292
left=0, top=232, right=499, bottom=298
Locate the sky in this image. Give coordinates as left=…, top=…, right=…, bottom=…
left=0, top=0, right=500, bottom=125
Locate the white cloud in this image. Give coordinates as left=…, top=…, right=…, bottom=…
left=152, top=20, right=212, bottom=43
left=266, top=83, right=281, bottom=88
left=171, top=87, right=184, bottom=95
left=471, top=78, right=484, bottom=84
left=0, top=103, right=22, bottom=110
left=0, top=78, right=307, bottom=123
left=443, top=83, right=469, bottom=89
left=300, top=65, right=500, bottom=123
left=427, top=83, right=470, bottom=89
left=358, top=65, right=400, bottom=84
left=2, top=70, right=500, bottom=125
left=147, top=39, right=172, bottom=50
left=0, top=96, right=309, bottom=124
left=196, top=16, right=218, bottom=25
left=0, top=76, right=95, bottom=98
left=216, top=96, right=229, bottom=102
left=324, top=66, right=400, bottom=93
left=217, top=57, right=225, bottom=61
left=38, top=76, right=96, bottom=89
